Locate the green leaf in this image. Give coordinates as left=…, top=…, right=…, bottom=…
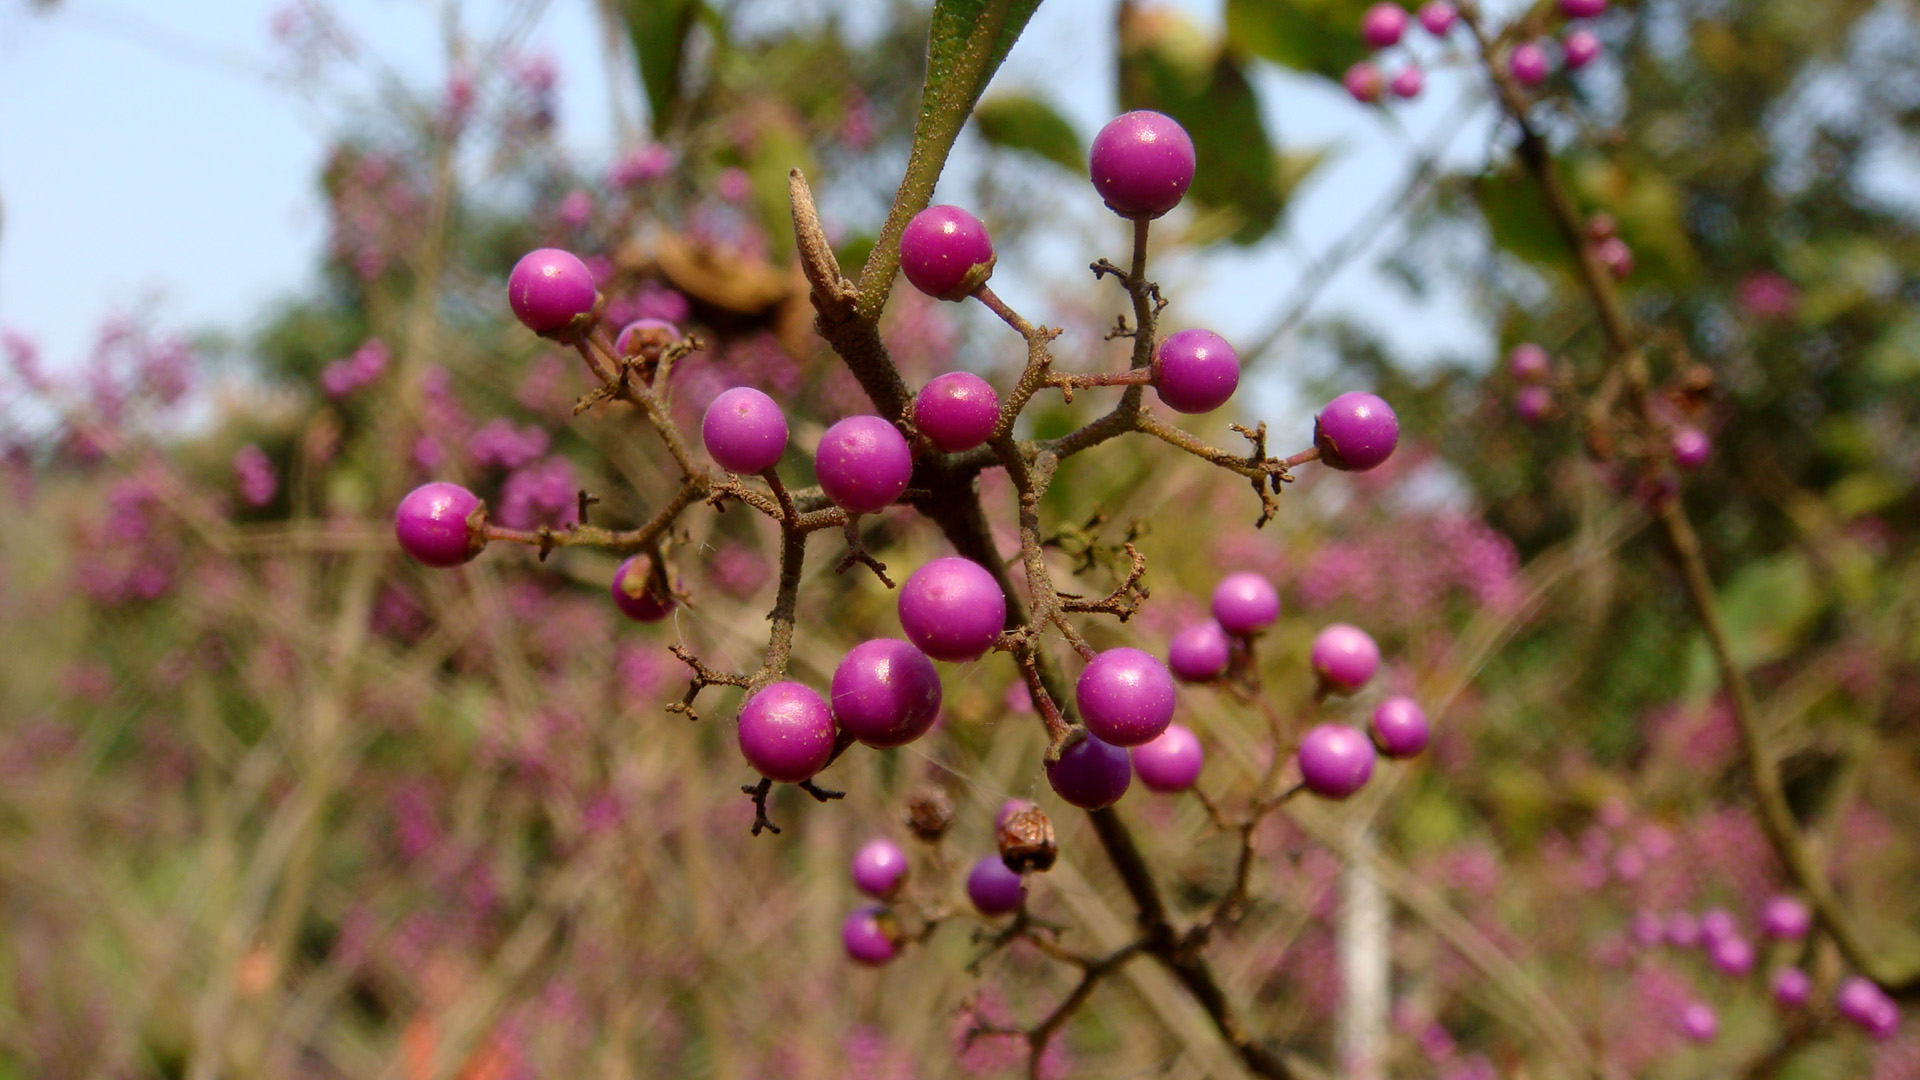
left=1224, top=0, right=1373, bottom=79
left=924, top=0, right=1045, bottom=120
left=620, top=0, right=701, bottom=135
left=974, top=94, right=1084, bottom=172
left=1470, top=168, right=1576, bottom=271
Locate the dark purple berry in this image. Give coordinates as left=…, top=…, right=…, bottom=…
left=898, top=557, right=1007, bottom=663
left=899, top=205, right=995, bottom=301
left=1508, top=342, right=1551, bottom=382
left=1417, top=1, right=1457, bottom=34
left=1772, top=967, right=1811, bottom=1008
left=1389, top=66, right=1425, bottom=100
left=913, top=372, right=1000, bottom=453
left=1211, top=572, right=1279, bottom=635
left=843, top=906, right=898, bottom=965
left=1509, top=42, right=1551, bottom=85
left=1314, top=391, right=1400, bottom=471
left=1088, top=110, right=1196, bottom=220
left=816, top=415, right=913, bottom=514
left=1045, top=732, right=1132, bottom=809
left=1678, top=1002, right=1717, bottom=1042
left=507, top=247, right=597, bottom=334
left=1344, top=61, right=1386, bottom=104
left=1370, top=696, right=1429, bottom=758
left=736, top=681, right=836, bottom=783
left=1699, top=907, right=1738, bottom=944
left=394, top=482, right=487, bottom=568
left=1132, top=723, right=1204, bottom=793
left=967, top=854, right=1026, bottom=916
left=1167, top=621, right=1231, bottom=682
left=1560, top=0, right=1607, bottom=16
left=831, top=638, right=943, bottom=748
left=1562, top=28, right=1602, bottom=69
left=1310, top=623, right=1380, bottom=692
left=702, top=387, right=789, bottom=474
left=1297, top=723, right=1376, bottom=798
left=1153, top=329, right=1240, bottom=414
left=851, top=837, right=910, bottom=899
left=1514, top=385, right=1554, bottom=425
left=1671, top=427, right=1711, bottom=470
left=1076, top=647, right=1177, bottom=747
left=1708, top=935, right=1754, bottom=977
left=1760, top=896, right=1811, bottom=941
left=610, top=553, right=675, bottom=622
left=1361, top=3, right=1409, bottom=47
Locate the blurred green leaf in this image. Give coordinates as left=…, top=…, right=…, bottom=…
left=1224, top=0, right=1372, bottom=79
left=1686, top=553, right=1823, bottom=694
left=1471, top=168, right=1576, bottom=270
left=974, top=94, right=1084, bottom=172
left=620, top=0, right=702, bottom=135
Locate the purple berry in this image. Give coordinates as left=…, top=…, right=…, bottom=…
left=1666, top=912, right=1701, bottom=948
left=702, top=387, right=789, bottom=474
left=898, top=557, right=1007, bottom=662
left=1152, top=329, right=1240, bottom=414
left=1509, top=42, right=1551, bottom=85
left=1595, top=236, right=1634, bottom=278
left=1759, top=896, right=1811, bottom=941
left=1508, top=342, right=1551, bottom=382
left=736, top=681, right=836, bottom=783
left=967, top=854, right=1026, bottom=916
left=614, top=317, right=678, bottom=358
left=851, top=837, right=910, bottom=898
left=913, top=372, right=1000, bottom=453
left=1560, top=0, right=1607, bottom=16
left=1562, top=28, right=1602, bottom=69
left=1297, top=723, right=1377, bottom=799
left=394, top=482, right=487, bottom=568
left=1417, top=1, right=1457, bottom=35
left=1310, top=623, right=1381, bottom=693
left=1344, top=61, right=1386, bottom=104
left=1314, top=391, right=1400, bottom=471
left=1678, top=1001, right=1718, bottom=1042
left=1046, top=732, right=1132, bottom=809
left=1132, top=723, right=1204, bottom=793
left=610, top=553, right=675, bottom=622
left=507, top=247, right=597, bottom=334
left=899, top=205, right=996, bottom=301
left=842, top=906, right=898, bottom=965
left=1211, top=572, right=1280, bottom=635
left=1699, top=907, right=1738, bottom=944
left=1370, top=696, right=1430, bottom=758
left=816, top=415, right=914, bottom=514
left=1088, top=110, right=1196, bottom=220
left=1837, top=977, right=1890, bottom=1029
left=1076, top=647, right=1177, bottom=748
left=1389, top=66, right=1425, bottom=100
left=1514, top=385, right=1554, bottom=425
left=1671, top=427, right=1711, bottom=470
left=831, top=638, right=943, bottom=748
left=1167, top=621, right=1232, bottom=682
left=1771, top=967, right=1811, bottom=1008
left=1708, top=935, right=1755, bottom=977
left=1361, top=3, right=1409, bottom=47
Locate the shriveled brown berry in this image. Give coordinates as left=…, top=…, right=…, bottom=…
left=904, top=788, right=955, bottom=843
left=998, top=806, right=1058, bottom=874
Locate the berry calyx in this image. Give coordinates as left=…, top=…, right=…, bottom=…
left=1370, top=696, right=1430, bottom=758
left=1514, top=385, right=1554, bottom=425
left=1671, top=427, right=1711, bottom=470
left=1088, top=110, right=1196, bottom=220
left=1314, top=391, right=1400, bottom=471
left=1131, top=723, right=1204, bottom=793
left=1045, top=732, right=1132, bottom=809
left=1152, top=328, right=1241, bottom=414
left=913, top=372, right=1000, bottom=453
left=1076, top=647, right=1177, bottom=747
left=507, top=247, right=597, bottom=335
left=815, top=415, right=913, bottom=514
left=1509, top=42, right=1551, bottom=86
left=1416, top=1, right=1457, bottom=35
left=394, top=482, right=488, bottom=568
left=899, top=205, right=994, bottom=301
left=830, top=638, right=943, bottom=748
left=610, top=553, right=675, bottom=622
left=898, top=557, right=1007, bottom=662
left=842, top=906, right=898, bottom=965
left=1167, top=621, right=1231, bottom=682
left=1562, top=28, right=1602, bottom=69
left=736, top=682, right=837, bottom=783
left=1389, top=66, right=1425, bottom=100
left=967, top=854, right=1026, bottom=916
left=1310, top=623, right=1381, bottom=692
left=1361, top=3, right=1409, bottom=47
left=1211, top=572, right=1279, bottom=636
left=702, top=387, right=789, bottom=475
left=1297, top=723, right=1377, bottom=798
left=1344, top=61, right=1386, bottom=104
left=1508, top=342, right=1551, bottom=382
left=851, top=837, right=910, bottom=899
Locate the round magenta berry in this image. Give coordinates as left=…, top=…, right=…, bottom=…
left=1678, top=1001, right=1718, bottom=1042
left=1563, top=28, right=1602, bottom=69
left=702, top=387, right=789, bottom=474
left=1389, top=66, right=1424, bottom=100
left=1708, top=935, right=1754, bottom=977
left=816, top=415, right=913, bottom=514
left=1370, top=696, right=1429, bottom=758
left=899, top=205, right=995, bottom=301
left=1560, top=0, right=1607, bottom=16
left=1665, top=912, right=1701, bottom=948
left=830, top=638, right=943, bottom=748
left=843, top=905, right=898, bottom=965
left=913, top=372, right=1000, bottom=453
left=1046, top=732, right=1132, bottom=809
left=1416, top=1, right=1457, bottom=34
left=1361, top=3, right=1408, bottom=47
left=1508, top=342, right=1551, bottom=382
left=1152, top=329, right=1240, bottom=414
left=614, top=317, right=678, bottom=358
left=1311, top=623, right=1380, bottom=693
left=736, top=681, right=836, bottom=783
left=1671, top=427, right=1711, bottom=470
left=394, top=482, right=488, bottom=568
left=1771, top=967, right=1811, bottom=1008
left=1343, top=61, right=1385, bottom=104
left=1509, top=42, right=1551, bottom=85
left=1297, top=723, right=1376, bottom=798
left=1076, top=647, right=1177, bottom=748
left=1514, top=385, right=1554, bottom=425
left=1837, top=977, right=1892, bottom=1030
left=967, top=854, right=1026, bottom=916
left=1167, top=621, right=1231, bottom=682
left=898, top=557, right=1007, bottom=662
left=610, top=553, right=675, bottom=622
left=1698, top=907, right=1738, bottom=944
left=1131, top=723, right=1204, bottom=793
left=1314, top=391, right=1400, bottom=471
left=1595, top=236, right=1634, bottom=278
left=507, top=247, right=597, bottom=334
left=1760, top=896, right=1811, bottom=941
left=851, top=837, right=910, bottom=898
left=1088, top=110, right=1196, bottom=220
left=1211, top=572, right=1279, bottom=635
